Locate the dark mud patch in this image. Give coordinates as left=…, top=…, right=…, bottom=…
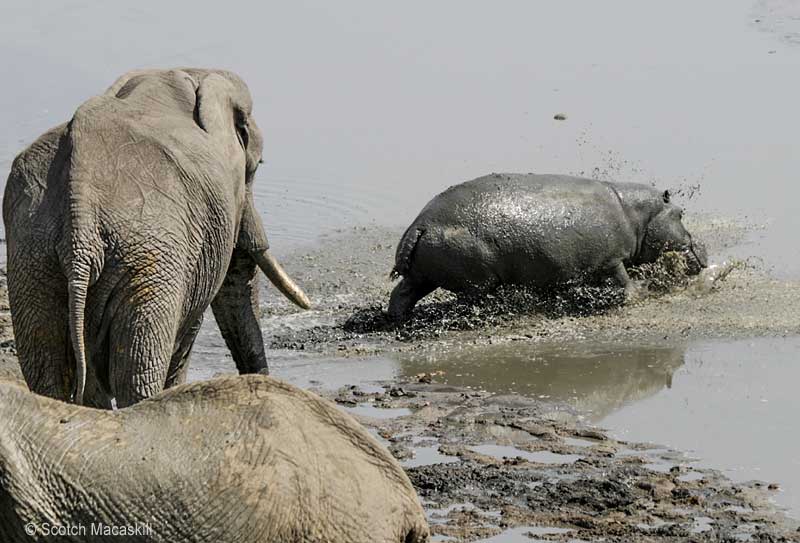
left=264, top=218, right=798, bottom=358
left=324, top=381, right=800, bottom=542
left=343, top=281, right=627, bottom=338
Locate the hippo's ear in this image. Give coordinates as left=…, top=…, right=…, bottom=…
left=662, top=190, right=671, bottom=204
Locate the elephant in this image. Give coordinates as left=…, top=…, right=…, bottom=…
left=0, top=374, right=430, bottom=542
left=3, top=68, right=311, bottom=408
left=389, top=173, right=707, bottom=320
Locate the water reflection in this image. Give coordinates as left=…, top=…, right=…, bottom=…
left=603, top=336, right=800, bottom=516
left=394, top=342, right=685, bottom=421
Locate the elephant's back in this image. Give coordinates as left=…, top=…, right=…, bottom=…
left=68, top=95, right=212, bottom=205
left=68, top=94, right=238, bottom=306
left=3, top=124, right=69, bottom=239
left=67, top=92, right=239, bottom=263
left=127, top=375, right=429, bottom=542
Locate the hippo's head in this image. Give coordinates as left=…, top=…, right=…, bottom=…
left=638, top=191, right=707, bottom=274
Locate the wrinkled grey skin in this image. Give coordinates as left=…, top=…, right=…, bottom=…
left=0, top=375, right=430, bottom=542
left=389, top=173, right=707, bottom=320
left=3, top=69, right=310, bottom=408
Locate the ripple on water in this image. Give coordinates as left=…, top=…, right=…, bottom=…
left=752, top=0, right=800, bottom=46
left=253, top=174, right=392, bottom=251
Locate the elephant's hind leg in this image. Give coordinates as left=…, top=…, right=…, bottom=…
left=387, top=278, right=436, bottom=322
left=7, top=261, right=72, bottom=400
left=164, top=314, right=204, bottom=389
left=108, top=307, right=176, bottom=408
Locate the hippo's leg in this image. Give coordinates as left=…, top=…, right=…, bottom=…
left=607, top=261, right=638, bottom=299
left=607, top=261, right=631, bottom=288
left=388, top=277, right=437, bottom=322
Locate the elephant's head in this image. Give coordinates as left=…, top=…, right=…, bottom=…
left=108, top=69, right=310, bottom=309
left=638, top=191, right=707, bottom=275
left=191, top=69, right=311, bottom=309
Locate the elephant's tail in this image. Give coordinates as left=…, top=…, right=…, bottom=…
left=67, top=267, right=90, bottom=405
left=62, top=113, right=105, bottom=406
left=390, top=226, right=425, bottom=280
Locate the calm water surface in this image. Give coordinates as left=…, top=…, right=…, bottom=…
left=2, top=0, right=799, bottom=534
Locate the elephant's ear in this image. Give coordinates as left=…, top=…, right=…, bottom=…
left=195, top=73, right=238, bottom=138
left=194, top=72, right=261, bottom=176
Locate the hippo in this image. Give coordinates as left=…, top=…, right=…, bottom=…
left=388, top=173, right=707, bottom=321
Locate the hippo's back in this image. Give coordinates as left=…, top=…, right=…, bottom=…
left=418, top=173, right=616, bottom=224
left=399, top=173, right=640, bottom=290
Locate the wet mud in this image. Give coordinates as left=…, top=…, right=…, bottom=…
left=322, top=380, right=800, bottom=542
left=266, top=216, right=798, bottom=358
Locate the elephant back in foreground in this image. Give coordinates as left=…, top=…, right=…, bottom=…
left=0, top=375, right=430, bottom=542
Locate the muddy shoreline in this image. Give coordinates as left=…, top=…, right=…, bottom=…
left=323, top=380, right=800, bottom=542
left=264, top=221, right=800, bottom=541
left=2, top=217, right=800, bottom=540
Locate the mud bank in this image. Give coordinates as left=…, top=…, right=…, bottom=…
left=323, top=379, right=800, bottom=542
left=254, top=218, right=800, bottom=540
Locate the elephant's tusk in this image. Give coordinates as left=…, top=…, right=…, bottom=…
left=253, top=250, right=312, bottom=309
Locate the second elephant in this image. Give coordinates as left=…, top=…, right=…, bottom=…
left=3, top=68, right=310, bottom=407
left=0, top=375, right=430, bottom=542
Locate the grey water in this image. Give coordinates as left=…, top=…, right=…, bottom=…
left=394, top=337, right=800, bottom=517
left=2, top=0, right=800, bottom=536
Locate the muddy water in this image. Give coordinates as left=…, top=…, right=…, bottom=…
left=2, top=0, right=800, bottom=538
left=393, top=336, right=800, bottom=516
left=248, top=329, right=800, bottom=518
left=394, top=342, right=687, bottom=421
left=604, top=336, right=800, bottom=515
